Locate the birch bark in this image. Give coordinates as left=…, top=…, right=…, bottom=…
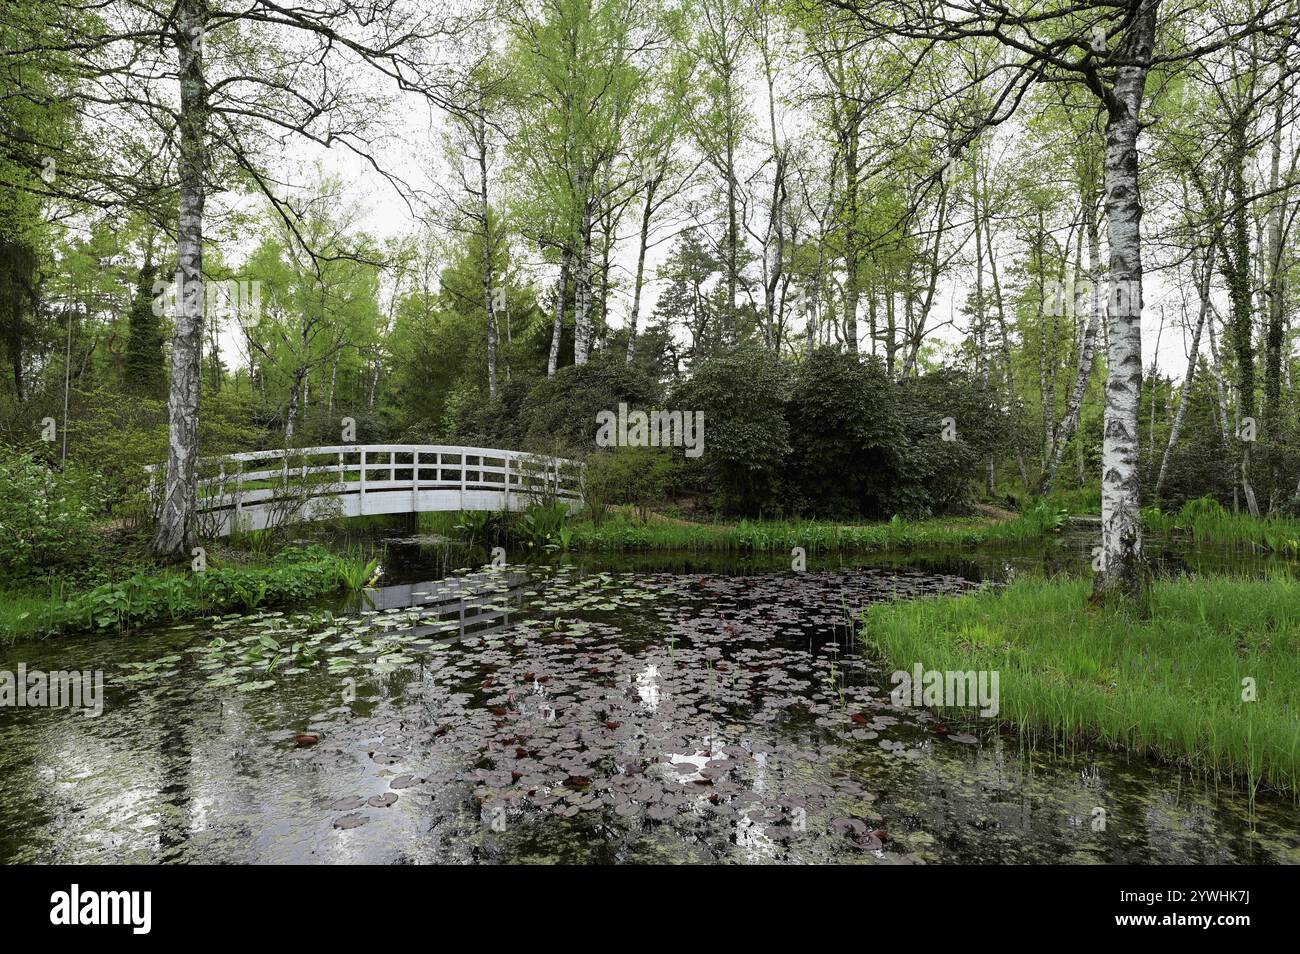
left=151, top=0, right=208, bottom=559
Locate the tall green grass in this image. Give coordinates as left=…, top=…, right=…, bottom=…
left=864, top=575, right=1300, bottom=793
left=566, top=512, right=1052, bottom=553
left=416, top=511, right=467, bottom=534
left=1145, top=496, right=1300, bottom=557
left=1037, top=484, right=1102, bottom=515
left=0, top=546, right=377, bottom=643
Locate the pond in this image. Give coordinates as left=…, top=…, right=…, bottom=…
left=1, top=533, right=1297, bottom=864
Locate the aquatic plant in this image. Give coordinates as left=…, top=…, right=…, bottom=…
left=1142, top=496, right=1300, bottom=556
left=453, top=510, right=501, bottom=543
left=511, top=502, right=571, bottom=549
left=333, top=556, right=381, bottom=592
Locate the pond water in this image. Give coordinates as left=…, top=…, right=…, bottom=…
left=1, top=533, right=1297, bottom=864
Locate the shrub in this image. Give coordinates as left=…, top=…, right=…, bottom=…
left=1152, top=377, right=1236, bottom=510
left=585, top=446, right=678, bottom=521
left=784, top=348, right=902, bottom=518
left=510, top=501, right=572, bottom=549
left=445, top=374, right=538, bottom=448
left=521, top=352, right=662, bottom=453
left=671, top=344, right=790, bottom=514
left=888, top=369, right=1009, bottom=516
left=0, top=446, right=103, bottom=582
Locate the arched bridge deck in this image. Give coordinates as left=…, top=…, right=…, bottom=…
left=146, top=445, right=582, bottom=536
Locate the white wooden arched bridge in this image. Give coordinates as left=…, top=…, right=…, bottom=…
left=146, top=445, right=583, bottom=536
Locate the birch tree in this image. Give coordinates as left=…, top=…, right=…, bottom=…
left=841, top=0, right=1300, bottom=598
left=8, top=0, right=469, bottom=558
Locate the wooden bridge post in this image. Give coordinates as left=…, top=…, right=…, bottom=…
left=234, top=460, right=243, bottom=527
left=359, top=449, right=367, bottom=515
left=504, top=453, right=511, bottom=511
left=412, top=450, right=420, bottom=513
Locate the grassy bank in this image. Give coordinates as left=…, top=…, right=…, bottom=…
left=565, top=507, right=1060, bottom=553
left=0, top=545, right=376, bottom=643
left=864, top=576, right=1300, bottom=793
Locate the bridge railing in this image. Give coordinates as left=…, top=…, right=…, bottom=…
left=145, top=444, right=583, bottom=535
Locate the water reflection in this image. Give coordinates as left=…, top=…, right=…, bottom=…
left=0, top=536, right=1296, bottom=864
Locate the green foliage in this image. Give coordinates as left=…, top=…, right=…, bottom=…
left=510, top=501, right=572, bottom=550
left=63, top=386, right=167, bottom=521
left=566, top=511, right=1051, bottom=552
left=999, top=501, right=1069, bottom=540
left=444, top=374, right=538, bottom=448
left=669, top=349, right=1008, bottom=519
left=1143, top=496, right=1300, bottom=556
left=785, top=348, right=900, bottom=517
left=2, top=545, right=370, bottom=640
left=123, top=256, right=166, bottom=397
left=582, top=445, right=677, bottom=521
left=1180, top=495, right=1227, bottom=523
left=888, top=369, right=1009, bottom=516
left=454, top=509, right=503, bottom=543
left=520, top=351, right=662, bottom=452
left=1038, top=483, right=1102, bottom=514
left=0, top=445, right=101, bottom=581
left=671, top=343, right=790, bottom=514
left=1150, top=375, right=1236, bottom=509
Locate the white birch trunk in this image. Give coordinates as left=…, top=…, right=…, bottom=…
left=1096, top=3, right=1157, bottom=598
left=151, top=0, right=207, bottom=559
left=548, top=248, right=570, bottom=377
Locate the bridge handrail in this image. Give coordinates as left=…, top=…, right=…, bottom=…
left=142, top=443, right=581, bottom=473
left=145, top=443, right=584, bottom=532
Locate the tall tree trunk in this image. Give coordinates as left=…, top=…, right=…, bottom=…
left=726, top=128, right=738, bottom=347
left=327, top=357, right=337, bottom=419
left=1095, top=2, right=1157, bottom=599
left=574, top=195, right=593, bottom=365
left=1036, top=209, right=1051, bottom=458
left=1041, top=199, right=1103, bottom=495
left=980, top=175, right=1030, bottom=489
left=285, top=370, right=302, bottom=443
left=152, top=0, right=208, bottom=560
left=885, top=284, right=896, bottom=375
left=479, top=114, right=497, bottom=399
left=1155, top=241, right=1215, bottom=501
left=1262, top=71, right=1288, bottom=506
left=626, top=181, right=657, bottom=363
left=1206, top=303, right=1233, bottom=447
left=902, top=177, right=949, bottom=376
left=547, top=247, right=571, bottom=377
left=843, top=124, right=860, bottom=353
left=1219, top=119, right=1260, bottom=516
left=972, top=172, right=995, bottom=495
